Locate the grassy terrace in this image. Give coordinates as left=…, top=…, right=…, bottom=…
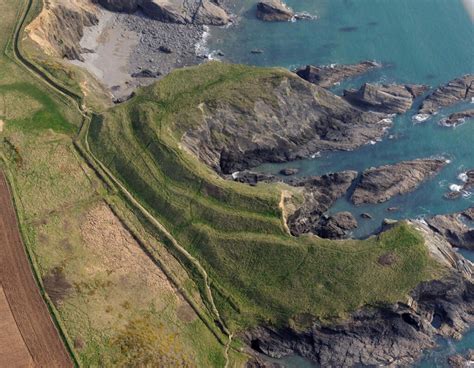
left=89, top=62, right=442, bottom=330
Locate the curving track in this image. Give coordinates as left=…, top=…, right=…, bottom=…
left=0, top=171, right=73, bottom=367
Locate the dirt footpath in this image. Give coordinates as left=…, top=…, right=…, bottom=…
left=0, top=171, right=73, bottom=367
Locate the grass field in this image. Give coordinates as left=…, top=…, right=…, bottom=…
left=88, top=62, right=443, bottom=331
left=0, top=0, right=240, bottom=366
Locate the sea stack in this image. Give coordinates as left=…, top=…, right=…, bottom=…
left=256, top=0, right=294, bottom=21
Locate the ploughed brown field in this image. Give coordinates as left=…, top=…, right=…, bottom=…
left=0, top=171, right=73, bottom=367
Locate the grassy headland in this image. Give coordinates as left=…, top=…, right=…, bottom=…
left=88, top=62, right=441, bottom=331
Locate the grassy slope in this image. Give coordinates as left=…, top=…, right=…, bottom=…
left=89, top=62, right=442, bottom=330
left=1, top=0, right=237, bottom=366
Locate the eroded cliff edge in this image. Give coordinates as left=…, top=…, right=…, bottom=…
left=244, top=221, right=473, bottom=367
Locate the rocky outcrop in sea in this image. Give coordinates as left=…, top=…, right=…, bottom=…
left=295, top=61, right=380, bottom=88
left=256, top=0, right=294, bottom=22
left=426, top=208, right=474, bottom=250
left=419, top=74, right=474, bottom=115
left=439, top=109, right=474, bottom=127
left=344, top=83, right=428, bottom=114
left=351, top=158, right=448, bottom=205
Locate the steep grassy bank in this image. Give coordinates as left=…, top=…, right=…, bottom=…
left=88, top=62, right=441, bottom=330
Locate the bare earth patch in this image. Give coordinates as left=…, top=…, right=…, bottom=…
left=0, top=119, right=4, bottom=133
left=0, top=286, right=33, bottom=368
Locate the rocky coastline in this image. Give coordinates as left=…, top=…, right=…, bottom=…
left=26, top=4, right=474, bottom=365
left=243, top=221, right=473, bottom=367
left=295, top=61, right=380, bottom=88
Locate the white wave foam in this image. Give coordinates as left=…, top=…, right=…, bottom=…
left=458, top=172, right=468, bottom=182
left=292, top=12, right=318, bottom=21
left=195, top=25, right=210, bottom=57
left=449, top=184, right=463, bottom=192
left=412, top=114, right=431, bottom=123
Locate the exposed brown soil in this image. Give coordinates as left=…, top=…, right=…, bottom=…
left=0, top=171, right=73, bottom=367
left=378, top=252, right=399, bottom=266
left=0, top=286, right=33, bottom=368
left=43, top=267, right=73, bottom=307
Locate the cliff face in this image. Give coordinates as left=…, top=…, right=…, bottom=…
left=243, top=221, right=473, bottom=367
left=181, top=72, right=390, bottom=174
left=27, top=0, right=99, bottom=60
left=96, top=0, right=230, bottom=25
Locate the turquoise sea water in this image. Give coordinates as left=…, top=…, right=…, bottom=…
left=207, top=0, right=473, bottom=366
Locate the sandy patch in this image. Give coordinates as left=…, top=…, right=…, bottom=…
left=69, top=10, right=139, bottom=99
left=0, top=120, right=4, bottom=133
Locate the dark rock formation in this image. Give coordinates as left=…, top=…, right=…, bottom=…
left=279, top=168, right=298, bottom=176
left=158, top=45, right=173, bottom=53
left=97, top=0, right=230, bottom=25
left=360, top=212, right=373, bottom=219
left=242, top=223, right=473, bottom=367
left=182, top=73, right=391, bottom=174
left=448, top=350, right=474, bottom=368
left=295, top=61, right=380, bottom=88
left=232, top=171, right=278, bottom=186
left=314, top=212, right=358, bottom=239
left=256, top=0, right=294, bottom=22
left=231, top=170, right=358, bottom=237
left=426, top=208, right=474, bottom=250
left=419, top=75, right=474, bottom=115
left=287, top=171, right=358, bottom=236
left=439, top=109, right=474, bottom=127
left=351, top=158, right=447, bottom=205
left=131, top=69, right=161, bottom=78
left=343, top=83, right=428, bottom=114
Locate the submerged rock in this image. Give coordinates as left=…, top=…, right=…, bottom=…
left=351, top=158, right=447, bottom=205
left=439, top=109, right=474, bottom=127
left=279, top=168, right=299, bottom=176
left=343, top=83, right=428, bottom=114
left=256, top=0, right=294, bottom=22
left=419, top=74, right=474, bottom=115
left=295, top=61, right=380, bottom=88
